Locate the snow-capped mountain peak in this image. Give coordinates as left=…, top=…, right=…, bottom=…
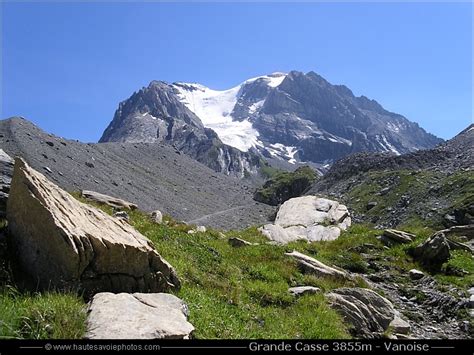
left=171, top=73, right=287, bottom=152
left=101, top=70, right=442, bottom=175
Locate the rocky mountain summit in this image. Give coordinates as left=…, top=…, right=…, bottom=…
left=100, top=81, right=261, bottom=178
left=100, top=71, right=442, bottom=175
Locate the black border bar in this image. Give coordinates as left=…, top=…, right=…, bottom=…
left=0, top=339, right=472, bottom=355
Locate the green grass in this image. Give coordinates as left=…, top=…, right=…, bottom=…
left=126, top=209, right=352, bottom=338
left=0, top=288, right=86, bottom=339
left=1, top=190, right=471, bottom=339
left=254, top=166, right=317, bottom=206
left=346, top=169, right=474, bottom=229
left=0, top=216, right=87, bottom=339
left=436, top=250, right=474, bottom=289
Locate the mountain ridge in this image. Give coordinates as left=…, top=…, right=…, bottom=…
left=100, top=70, right=442, bottom=176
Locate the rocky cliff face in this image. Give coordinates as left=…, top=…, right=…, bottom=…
left=100, top=71, right=442, bottom=173
left=100, top=81, right=260, bottom=178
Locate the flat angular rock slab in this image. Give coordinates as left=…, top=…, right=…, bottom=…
left=286, top=251, right=349, bottom=279
left=288, top=286, right=321, bottom=297
left=442, top=225, right=474, bottom=239
left=7, top=158, right=179, bottom=295
left=260, top=196, right=351, bottom=244
left=81, top=190, right=138, bottom=210
left=382, top=229, right=415, bottom=245
left=325, top=287, right=404, bottom=338
left=0, top=149, right=14, bottom=217
left=389, top=316, right=411, bottom=335
left=86, top=292, right=194, bottom=339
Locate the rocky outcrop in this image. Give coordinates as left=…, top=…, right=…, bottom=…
left=81, top=190, right=138, bottom=210
left=325, top=287, right=409, bottom=338
left=260, top=196, right=351, bottom=244
left=410, top=232, right=450, bottom=271
left=0, top=149, right=13, bottom=217
left=86, top=292, right=194, bottom=339
left=307, top=124, right=473, bottom=229
left=99, top=81, right=260, bottom=178
left=286, top=251, right=348, bottom=279
left=7, top=158, right=179, bottom=295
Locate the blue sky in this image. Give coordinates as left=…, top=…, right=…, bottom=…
left=2, top=1, right=472, bottom=142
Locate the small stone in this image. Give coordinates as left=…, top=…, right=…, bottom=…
left=113, top=211, right=129, bottom=221
left=150, top=210, right=163, bottom=224
left=43, top=166, right=52, bottom=173
left=196, top=226, right=206, bottom=233
left=367, top=201, right=378, bottom=210
left=389, top=316, right=411, bottom=335
left=409, top=269, right=425, bottom=280
left=228, top=237, right=255, bottom=247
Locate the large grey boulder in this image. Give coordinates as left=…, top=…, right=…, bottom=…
left=0, top=149, right=14, bottom=217
left=86, top=292, right=194, bottom=339
left=411, top=232, right=451, bottom=270
left=325, top=287, right=408, bottom=338
left=260, top=196, right=351, bottom=244
left=7, top=158, right=179, bottom=295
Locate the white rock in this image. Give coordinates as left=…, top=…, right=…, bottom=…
left=286, top=251, right=348, bottom=279
left=86, top=293, right=194, bottom=339
left=196, top=225, right=206, bottom=233
left=260, top=196, right=351, bottom=244
left=288, top=286, right=320, bottom=297
left=150, top=210, right=163, bottom=224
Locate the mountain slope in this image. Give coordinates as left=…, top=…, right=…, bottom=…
left=307, top=124, right=474, bottom=228
left=100, top=71, right=442, bottom=170
left=0, top=117, right=274, bottom=229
